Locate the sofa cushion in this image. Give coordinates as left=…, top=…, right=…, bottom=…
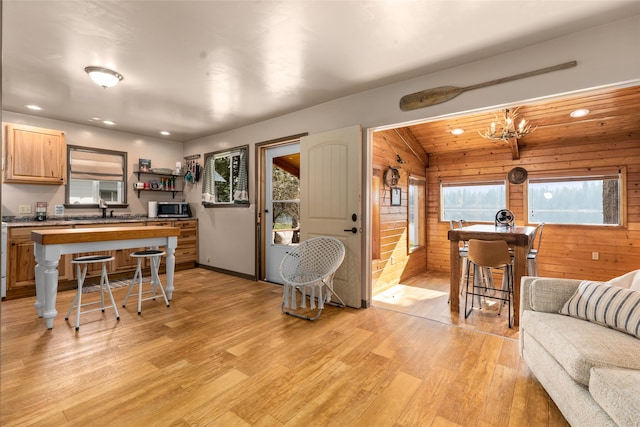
left=590, top=367, right=640, bottom=427
left=606, top=269, right=640, bottom=292
left=522, top=311, right=640, bottom=386
left=560, top=281, right=640, bottom=338
left=529, top=278, right=583, bottom=313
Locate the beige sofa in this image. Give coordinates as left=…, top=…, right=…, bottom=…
left=519, top=275, right=640, bottom=427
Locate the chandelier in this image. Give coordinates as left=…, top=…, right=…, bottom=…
left=479, top=108, right=535, bottom=142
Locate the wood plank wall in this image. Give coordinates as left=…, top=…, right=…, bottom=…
left=373, top=109, right=640, bottom=289
left=426, top=139, right=640, bottom=281
left=372, top=132, right=428, bottom=294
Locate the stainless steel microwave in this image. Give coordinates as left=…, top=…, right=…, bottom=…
left=157, top=202, right=190, bottom=218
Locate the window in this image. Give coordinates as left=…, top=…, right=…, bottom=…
left=408, top=177, right=426, bottom=252
left=441, top=180, right=507, bottom=222
left=66, top=146, right=127, bottom=207
left=527, top=169, right=623, bottom=225
left=202, top=145, right=249, bottom=206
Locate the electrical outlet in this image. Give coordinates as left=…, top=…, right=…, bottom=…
left=592, top=252, right=599, bottom=260
left=18, top=204, right=32, bottom=214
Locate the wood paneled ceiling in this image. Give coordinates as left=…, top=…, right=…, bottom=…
left=394, top=85, right=640, bottom=159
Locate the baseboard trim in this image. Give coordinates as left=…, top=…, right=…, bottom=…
left=197, top=264, right=256, bottom=281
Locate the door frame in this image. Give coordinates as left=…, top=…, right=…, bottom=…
left=254, top=133, right=307, bottom=282
left=254, top=129, right=373, bottom=309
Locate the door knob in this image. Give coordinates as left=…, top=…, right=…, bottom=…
left=344, top=227, right=357, bottom=234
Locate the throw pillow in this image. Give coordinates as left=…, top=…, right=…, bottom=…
left=559, top=281, right=640, bottom=339
left=606, top=269, right=640, bottom=291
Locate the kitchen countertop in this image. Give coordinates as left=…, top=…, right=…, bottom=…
left=2, top=215, right=196, bottom=228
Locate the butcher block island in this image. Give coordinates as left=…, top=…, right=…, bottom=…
left=4, top=218, right=197, bottom=300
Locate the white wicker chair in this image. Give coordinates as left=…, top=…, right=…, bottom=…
left=280, top=236, right=346, bottom=320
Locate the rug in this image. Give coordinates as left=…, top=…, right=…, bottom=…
left=83, top=278, right=149, bottom=294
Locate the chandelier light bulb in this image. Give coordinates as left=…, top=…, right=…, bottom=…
left=479, top=107, right=536, bottom=142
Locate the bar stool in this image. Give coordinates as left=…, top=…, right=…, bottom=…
left=122, top=249, right=169, bottom=315
left=464, top=239, right=514, bottom=327
left=65, top=255, right=120, bottom=331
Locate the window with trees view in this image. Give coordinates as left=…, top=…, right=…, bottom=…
left=271, top=163, right=300, bottom=244
left=441, top=180, right=507, bottom=222
left=409, top=177, right=426, bottom=252
left=202, top=145, right=249, bottom=206
left=66, top=145, right=127, bottom=207
left=527, top=170, right=623, bottom=225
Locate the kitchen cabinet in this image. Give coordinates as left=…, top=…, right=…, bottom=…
left=3, top=219, right=198, bottom=299
left=146, top=219, right=197, bottom=268
left=6, top=226, right=72, bottom=299
left=3, top=123, right=66, bottom=185
left=174, top=220, right=198, bottom=265
left=135, top=171, right=183, bottom=199
left=73, top=223, right=147, bottom=277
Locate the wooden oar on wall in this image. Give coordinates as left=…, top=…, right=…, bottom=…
left=399, top=61, right=577, bottom=111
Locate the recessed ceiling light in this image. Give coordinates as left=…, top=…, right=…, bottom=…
left=26, top=104, right=43, bottom=111
left=570, top=109, right=590, bottom=118
left=450, top=128, right=465, bottom=135
left=160, top=131, right=171, bottom=136
left=84, top=66, right=123, bottom=88
left=102, top=120, right=116, bottom=126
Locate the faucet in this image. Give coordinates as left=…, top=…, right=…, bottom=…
left=99, top=199, right=108, bottom=218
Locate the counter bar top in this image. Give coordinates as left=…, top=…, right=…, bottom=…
left=31, top=226, right=179, bottom=245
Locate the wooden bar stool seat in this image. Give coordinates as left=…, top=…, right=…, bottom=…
left=65, top=255, right=120, bottom=331
left=122, top=249, right=169, bottom=315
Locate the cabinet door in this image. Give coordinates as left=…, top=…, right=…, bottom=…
left=74, top=223, right=147, bottom=274
left=175, top=220, right=198, bottom=263
left=3, top=123, right=66, bottom=184
left=7, top=227, right=72, bottom=298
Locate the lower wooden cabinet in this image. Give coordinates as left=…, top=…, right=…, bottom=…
left=6, top=226, right=72, bottom=299
left=4, top=219, right=198, bottom=299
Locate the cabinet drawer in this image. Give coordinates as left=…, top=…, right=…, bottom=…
left=149, top=221, right=173, bottom=227
left=175, top=220, right=197, bottom=230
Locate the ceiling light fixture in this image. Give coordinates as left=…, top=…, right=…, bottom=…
left=84, top=66, right=123, bottom=88
left=570, top=108, right=590, bottom=118
left=479, top=108, right=535, bottom=142
left=160, top=131, right=171, bottom=136
left=102, top=120, right=116, bottom=126
left=26, top=104, right=43, bottom=111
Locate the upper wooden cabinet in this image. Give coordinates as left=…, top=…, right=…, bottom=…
left=3, top=123, right=66, bottom=184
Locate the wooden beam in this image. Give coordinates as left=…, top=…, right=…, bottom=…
left=394, top=127, right=429, bottom=167
left=508, top=137, right=520, bottom=160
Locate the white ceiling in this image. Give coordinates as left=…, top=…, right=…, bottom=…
left=3, top=0, right=640, bottom=142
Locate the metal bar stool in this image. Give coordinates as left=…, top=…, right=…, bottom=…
left=65, top=255, right=120, bottom=331
left=122, top=249, right=169, bottom=315
left=464, top=239, right=514, bottom=327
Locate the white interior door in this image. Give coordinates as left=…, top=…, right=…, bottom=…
left=300, top=125, right=362, bottom=308
left=264, top=143, right=300, bottom=283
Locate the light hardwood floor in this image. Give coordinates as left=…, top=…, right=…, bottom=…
left=372, top=270, right=520, bottom=340
left=0, top=268, right=568, bottom=426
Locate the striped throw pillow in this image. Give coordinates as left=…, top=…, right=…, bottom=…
left=560, top=281, right=640, bottom=339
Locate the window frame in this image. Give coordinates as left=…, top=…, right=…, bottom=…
left=65, top=145, right=128, bottom=209
left=408, top=175, right=426, bottom=253
left=202, top=145, right=250, bottom=208
left=439, top=175, right=509, bottom=223
left=524, top=166, right=626, bottom=227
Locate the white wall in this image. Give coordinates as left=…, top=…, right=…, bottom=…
left=1, top=112, right=186, bottom=217
left=185, top=15, right=640, bottom=276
